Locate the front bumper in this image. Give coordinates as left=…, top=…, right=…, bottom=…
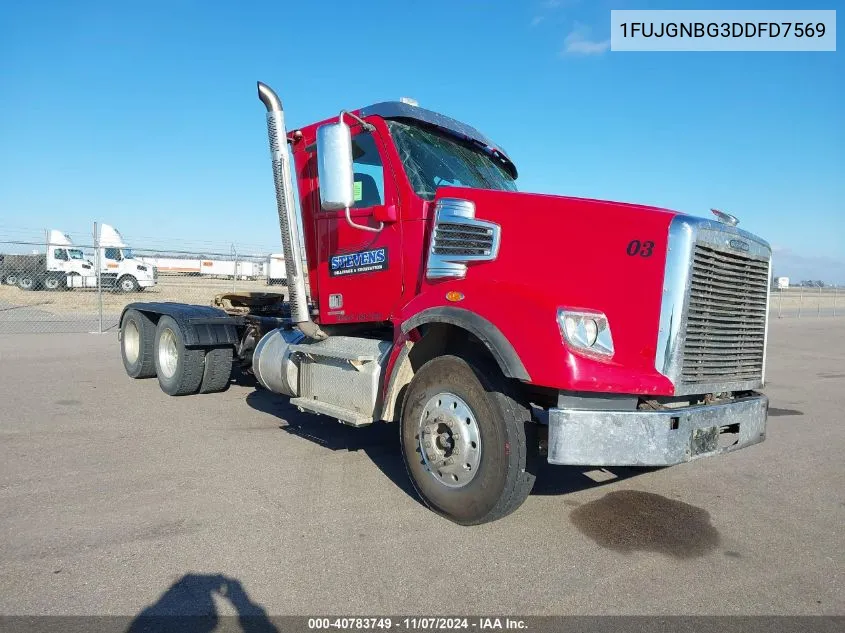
left=547, top=394, right=768, bottom=467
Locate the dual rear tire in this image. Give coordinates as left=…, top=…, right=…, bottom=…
left=120, top=310, right=232, bottom=395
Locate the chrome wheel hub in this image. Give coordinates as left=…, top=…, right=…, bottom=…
left=124, top=321, right=140, bottom=364
left=157, top=328, right=178, bottom=378
left=417, top=392, right=481, bottom=488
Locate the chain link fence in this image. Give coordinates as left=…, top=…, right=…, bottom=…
left=1, top=227, right=841, bottom=335
left=771, top=286, right=842, bottom=319
left=0, top=229, right=288, bottom=334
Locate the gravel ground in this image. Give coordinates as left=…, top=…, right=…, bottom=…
left=0, top=277, right=286, bottom=333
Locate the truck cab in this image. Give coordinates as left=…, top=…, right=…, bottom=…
left=46, top=230, right=95, bottom=289
left=117, top=82, right=772, bottom=525
left=97, top=224, right=157, bottom=292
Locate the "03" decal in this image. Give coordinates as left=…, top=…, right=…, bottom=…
left=626, top=239, right=654, bottom=257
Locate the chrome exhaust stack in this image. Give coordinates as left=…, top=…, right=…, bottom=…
left=257, top=81, right=327, bottom=341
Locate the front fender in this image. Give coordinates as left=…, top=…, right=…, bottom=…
left=400, top=281, right=674, bottom=396
left=401, top=306, right=529, bottom=381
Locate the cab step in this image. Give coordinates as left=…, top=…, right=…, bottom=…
left=289, top=397, right=373, bottom=427
left=289, top=337, right=380, bottom=362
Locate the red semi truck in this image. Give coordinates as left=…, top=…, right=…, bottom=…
left=118, top=82, right=772, bottom=525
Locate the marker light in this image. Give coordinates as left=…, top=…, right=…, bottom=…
left=558, top=309, right=614, bottom=358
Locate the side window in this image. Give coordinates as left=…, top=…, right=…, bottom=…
left=351, top=133, right=385, bottom=209
left=54, top=249, right=68, bottom=261
left=104, top=248, right=121, bottom=261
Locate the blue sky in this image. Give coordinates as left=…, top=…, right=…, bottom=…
left=1, top=0, right=842, bottom=281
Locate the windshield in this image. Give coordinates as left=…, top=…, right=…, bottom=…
left=386, top=120, right=517, bottom=201
left=122, top=248, right=133, bottom=260
left=69, top=249, right=85, bottom=260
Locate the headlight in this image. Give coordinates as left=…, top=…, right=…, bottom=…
left=558, top=309, right=614, bottom=358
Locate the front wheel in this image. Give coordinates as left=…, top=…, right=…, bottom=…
left=400, top=355, right=537, bottom=526
left=117, top=275, right=140, bottom=293
left=43, top=274, right=65, bottom=291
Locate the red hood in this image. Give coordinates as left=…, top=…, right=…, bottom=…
left=408, top=186, right=686, bottom=394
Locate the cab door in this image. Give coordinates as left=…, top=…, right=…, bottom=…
left=50, top=247, right=70, bottom=273
left=314, top=125, right=402, bottom=324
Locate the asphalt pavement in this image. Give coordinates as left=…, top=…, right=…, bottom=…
left=0, top=319, right=843, bottom=616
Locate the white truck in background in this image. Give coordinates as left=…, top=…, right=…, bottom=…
left=97, top=223, right=157, bottom=292
left=0, top=225, right=156, bottom=292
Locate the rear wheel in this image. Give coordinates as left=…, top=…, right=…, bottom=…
left=17, top=274, right=36, bottom=291
left=199, top=347, right=233, bottom=394
left=154, top=316, right=205, bottom=396
left=400, top=355, right=537, bottom=526
left=2, top=273, right=15, bottom=286
left=120, top=309, right=156, bottom=378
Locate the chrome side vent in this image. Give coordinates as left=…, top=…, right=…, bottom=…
left=426, top=198, right=500, bottom=280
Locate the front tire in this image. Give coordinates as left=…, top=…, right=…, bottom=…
left=400, top=355, right=537, bottom=526
left=43, top=274, right=65, bottom=291
left=120, top=309, right=156, bottom=378
left=117, top=275, right=140, bottom=293
left=153, top=316, right=205, bottom=396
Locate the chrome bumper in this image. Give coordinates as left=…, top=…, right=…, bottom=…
left=547, top=394, right=768, bottom=467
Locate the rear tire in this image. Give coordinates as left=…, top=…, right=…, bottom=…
left=17, top=274, right=36, bottom=291
left=199, top=347, right=233, bottom=394
left=153, top=315, right=205, bottom=396
left=400, top=355, right=537, bottom=526
left=120, top=309, right=156, bottom=378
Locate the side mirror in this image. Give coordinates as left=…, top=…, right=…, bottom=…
left=316, top=121, right=354, bottom=211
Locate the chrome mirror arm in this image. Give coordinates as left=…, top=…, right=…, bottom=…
left=345, top=207, right=383, bottom=233
left=339, top=110, right=375, bottom=132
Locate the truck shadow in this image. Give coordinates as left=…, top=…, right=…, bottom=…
left=531, top=462, right=664, bottom=496
left=245, top=388, right=657, bottom=503
left=125, top=573, right=278, bottom=633
left=245, top=389, right=423, bottom=505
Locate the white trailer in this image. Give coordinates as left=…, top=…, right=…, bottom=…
left=199, top=259, right=264, bottom=279
left=137, top=257, right=203, bottom=275
left=267, top=254, right=286, bottom=285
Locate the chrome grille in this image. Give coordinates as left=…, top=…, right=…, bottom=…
left=681, top=244, right=770, bottom=385
left=432, top=223, right=495, bottom=257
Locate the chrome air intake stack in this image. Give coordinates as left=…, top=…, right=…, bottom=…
left=257, top=81, right=327, bottom=340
